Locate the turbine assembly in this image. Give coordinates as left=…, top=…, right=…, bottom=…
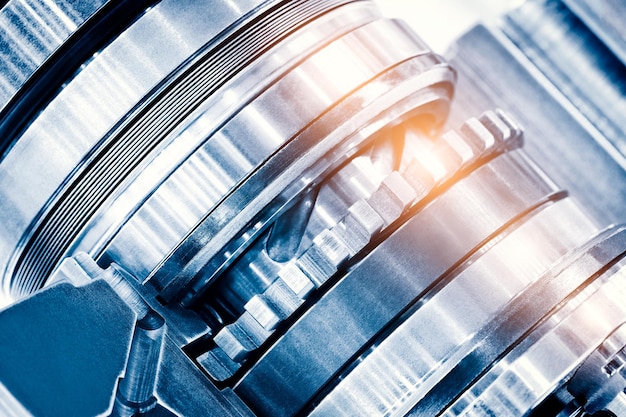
left=0, top=0, right=625, bottom=416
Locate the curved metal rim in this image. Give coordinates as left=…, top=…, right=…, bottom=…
left=442, top=260, right=626, bottom=417
left=234, top=149, right=566, bottom=416
left=70, top=1, right=381, bottom=263
left=0, top=0, right=159, bottom=159
left=4, top=0, right=362, bottom=299
left=0, top=0, right=284, bottom=297
left=154, top=60, right=455, bottom=304
left=410, top=224, right=626, bottom=416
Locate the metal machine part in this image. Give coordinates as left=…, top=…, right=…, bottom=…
left=0, top=0, right=625, bottom=416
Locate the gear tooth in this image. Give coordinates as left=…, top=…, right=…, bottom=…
left=313, top=229, right=351, bottom=269
left=333, top=200, right=383, bottom=256
left=278, top=262, right=315, bottom=299
left=495, top=108, right=524, bottom=149
left=245, top=294, right=281, bottom=330
left=331, top=221, right=364, bottom=257
left=367, top=171, right=417, bottom=225
left=204, top=111, right=525, bottom=374
left=333, top=201, right=383, bottom=256
left=238, top=310, right=273, bottom=346
left=214, top=310, right=273, bottom=363
left=197, top=347, right=241, bottom=382
left=348, top=199, right=385, bottom=236
left=460, top=117, right=498, bottom=155
left=442, top=130, right=477, bottom=167
left=297, top=229, right=351, bottom=287
left=297, top=229, right=350, bottom=287
left=402, top=159, right=435, bottom=199
left=342, top=157, right=381, bottom=197
left=603, top=349, right=626, bottom=377
left=297, top=245, right=336, bottom=287
left=213, top=323, right=256, bottom=363
left=478, top=110, right=525, bottom=155
left=479, top=110, right=510, bottom=143
left=265, top=278, right=304, bottom=317
left=431, top=137, right=464, bottom=180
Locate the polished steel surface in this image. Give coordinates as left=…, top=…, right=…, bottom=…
left=0, top=0, right=625, bottom=416
left=0, top=0, right=107, bottom=111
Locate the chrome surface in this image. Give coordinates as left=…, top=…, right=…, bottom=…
left=0, top=0, right=625, bottom=416
left=0, top=0, right=107, bottom=111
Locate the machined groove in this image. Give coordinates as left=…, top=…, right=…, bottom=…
left=196, top=110, right=531, bottom=387
left=154, top=53, right=454, bottom=304
left=6, top=0, right=363, bottom=298
left=0, top=1, right=625, bottom=416
left=301, top=189, right=570, bottom=416
left=446, top=297, right=626, bottom=417
left=409, top=226, right=626, bottom=416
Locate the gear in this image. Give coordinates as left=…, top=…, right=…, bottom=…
left=203, top=109, right=524, bottom=380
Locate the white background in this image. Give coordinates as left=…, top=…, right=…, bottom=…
left=375, top=0, right=523, bottom=53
